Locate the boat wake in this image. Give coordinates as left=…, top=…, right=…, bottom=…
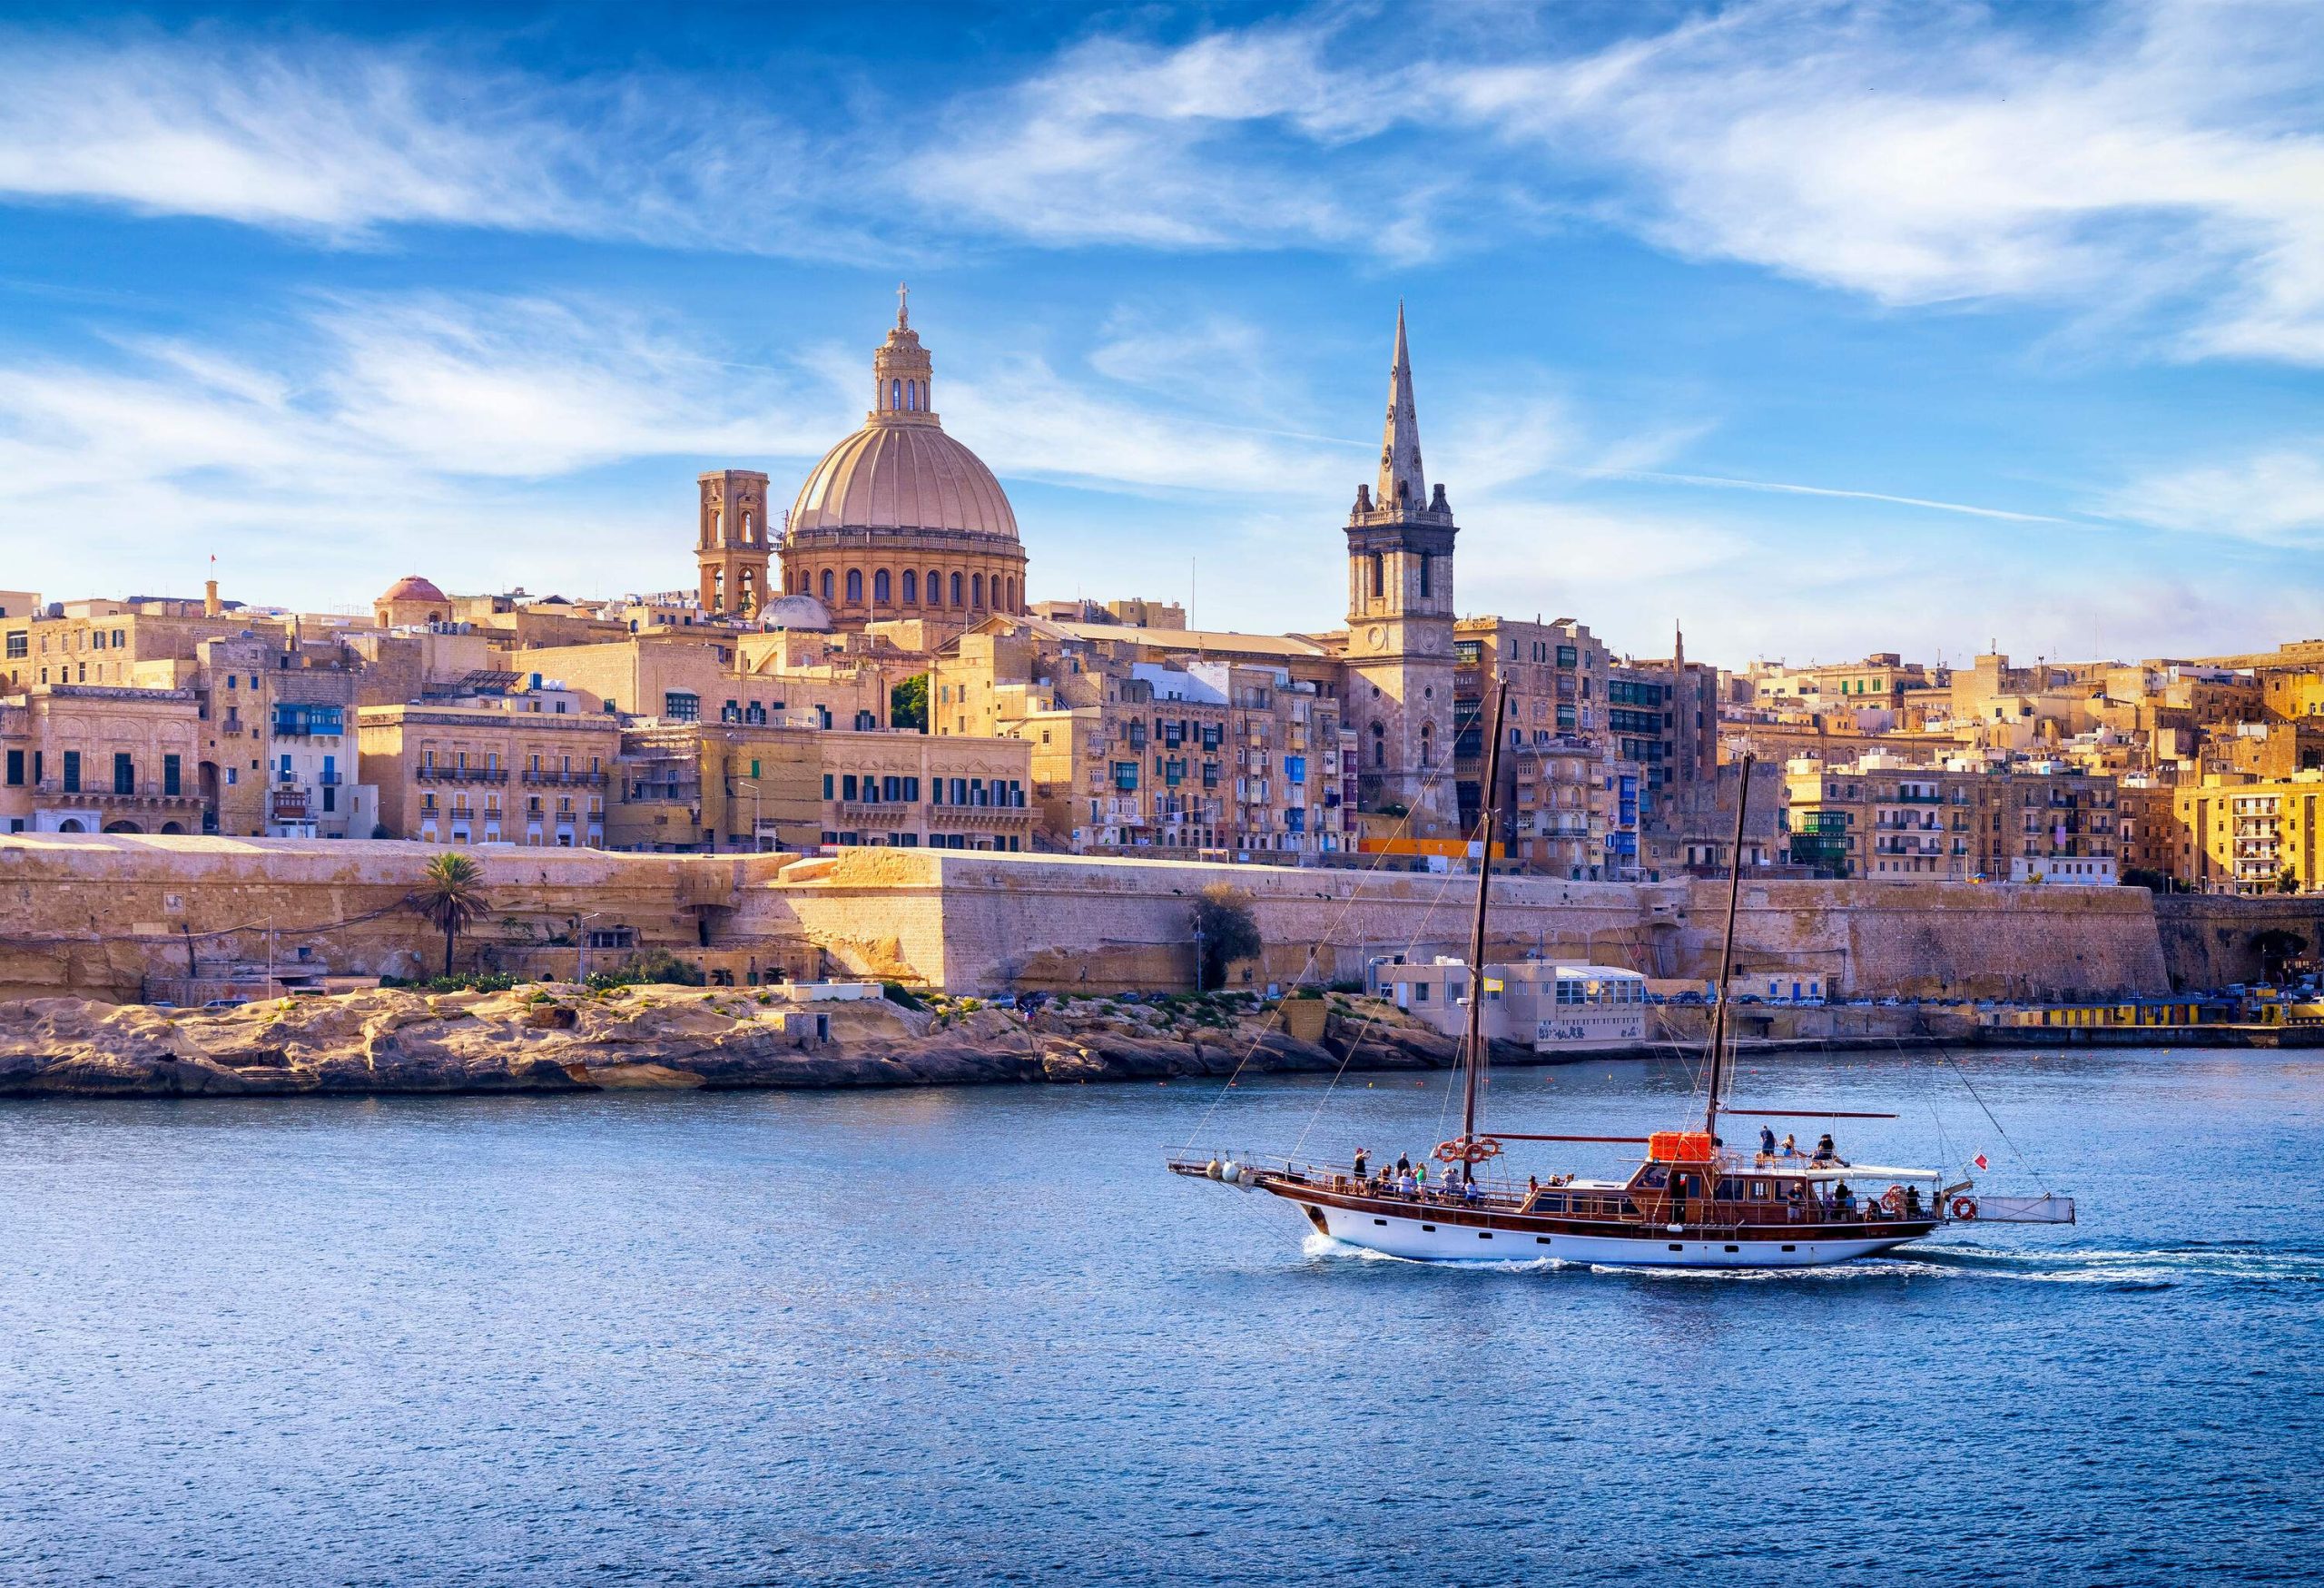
left=1300, top=1231, right=2322, bottom=1287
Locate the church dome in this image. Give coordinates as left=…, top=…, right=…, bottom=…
left=759, top=592, right=833, bottom=631
left=380, top=575, right=448, bottom=603
left=789, top=422, right=1018, bottom=540
left=785, top=291, right=1019, bottom=544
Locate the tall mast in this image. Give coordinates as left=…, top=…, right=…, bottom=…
left=1702, top=753, right=1756, bottom=1137
left=1460, top=682, right=1512, bottom=1149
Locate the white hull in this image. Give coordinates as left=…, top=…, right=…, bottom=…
left=1300, top=1194, right=1918, bottom=1268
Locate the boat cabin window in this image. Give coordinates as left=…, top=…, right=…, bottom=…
left=1749, top=1180, right=1769, bottom=1200
left=1531, top=1193, right=1566, bottom=1213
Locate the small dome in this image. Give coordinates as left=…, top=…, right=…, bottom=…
left=790, top=421, right=1019, bottom=540
left=760, top=593, right=833, bottom=631
left=381, top=575, right=448, bottom=603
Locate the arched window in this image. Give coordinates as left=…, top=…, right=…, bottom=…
left=846, top=568, right=863, bottom=604
left=1370, top=722, right=1385, bottom=767
left=902, top=570, right=918, bottom=605
left=1421, top=723, right=1434, bottom=765
left=931, top=569, right=944, bottom=606
left=742, top=512, right=754, bottom=546
left=873, top=569, right=891, bottom=604
left=820, top=568, right=834, bottom=601
left=891, top=379, right=902, bottom=410
left=1418, top=554, right=1431, bottom=598
left=950, top=572, right=963, bottom=607
left=972, top=573, right=984, bottom=609
left=919, top=380, right=929, bottom=410
left=1369, top=552, right=1384, bottom=601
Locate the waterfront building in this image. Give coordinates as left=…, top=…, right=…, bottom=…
left=358, top=705, right=619, bottom=846
left=1784, top=753, right=2120, bottom=883
left=0, top=685, right=205, bottom=835
left=931, top=616, right=1349, bottom=859
left=2171, top=773, right=2324, bottom=894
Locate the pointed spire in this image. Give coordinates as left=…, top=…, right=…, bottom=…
left=1377, top=301, right=1427, bottom=512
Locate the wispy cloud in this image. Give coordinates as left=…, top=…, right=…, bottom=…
left=2105, top=440, right=2324, bottom=544
left=3, top=6, right=2319, bottom=362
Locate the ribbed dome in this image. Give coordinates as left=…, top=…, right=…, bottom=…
left=789, top=419, right=1019, bottom=541
left=760, top=592, right=833, bottom=631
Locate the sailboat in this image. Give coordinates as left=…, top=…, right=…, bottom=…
left=1171, top=684, right=2075, bottom=1268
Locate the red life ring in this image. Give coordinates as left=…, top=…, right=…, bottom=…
left=1951, top=1195, right=1979, bottom=1220
left=1881, top=1187, right=1905, bottom=1217
left=1433, top=1137, right=1504, bottom=1165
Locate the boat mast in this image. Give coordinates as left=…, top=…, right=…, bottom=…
left=1460, top=682, right=1512, bottom=1153
left=1701, top=753, right=1755, bottom=1138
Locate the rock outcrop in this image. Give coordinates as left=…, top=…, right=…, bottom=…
left=0, top=987, right=1481, bottom=1099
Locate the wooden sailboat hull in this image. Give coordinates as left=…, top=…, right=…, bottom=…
left=1265, top=1177, right=1936, bottom=1268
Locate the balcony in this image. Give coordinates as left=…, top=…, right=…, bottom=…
left=417, top=766, right=507, bottom=784
left=522, top=769, right=608, bottom=787
left=270, top=788, right=310, bottom=820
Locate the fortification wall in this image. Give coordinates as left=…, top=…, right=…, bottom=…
left=0, top=835, right=2173, bottom=1005
left=2153, top=893, right=2324, bottom=990
left=748, top=851, right=2170, bottom=999
left=0, top=833, right=789, bottom=1001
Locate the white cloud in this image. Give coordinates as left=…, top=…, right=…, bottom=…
left=2106, top=441, right=2324, bottom=543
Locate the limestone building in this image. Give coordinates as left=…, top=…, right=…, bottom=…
left=765, top=292, right=1028, bottom=639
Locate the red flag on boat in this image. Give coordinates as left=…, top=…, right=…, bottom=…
left=1973, top=1153, right=1989, bottom=1170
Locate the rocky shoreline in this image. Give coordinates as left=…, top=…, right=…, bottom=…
left=0, top=985, right=1482, bottom=1100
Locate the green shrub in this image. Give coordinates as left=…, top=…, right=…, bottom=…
left=881, top=981, right=926, bottom=1010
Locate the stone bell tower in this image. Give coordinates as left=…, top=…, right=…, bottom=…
left=1343, top=303, right=1459, bottom=834
left=696, top=469, right=772, bottom=616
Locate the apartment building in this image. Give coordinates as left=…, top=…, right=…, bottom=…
left=1785, top=755, right=2119, bottom=883
left=358, top=705, right=619, bottom=846
left=2173, top=774, right=2324, bottom=894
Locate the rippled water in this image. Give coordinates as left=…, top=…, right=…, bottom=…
left=0, top=1046, right=2316, bottom=1585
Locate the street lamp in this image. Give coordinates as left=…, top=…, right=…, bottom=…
left=576, top=911, right=603, bottom=983
left=735, top=777, right=771, bottom=852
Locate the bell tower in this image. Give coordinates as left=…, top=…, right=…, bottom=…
left=1344, top=303, right=1459, bottom=834
left=696, top=469, right=771, bottom=616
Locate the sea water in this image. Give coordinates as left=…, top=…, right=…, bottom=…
left=0, top=1046, right=2315, bottom=1585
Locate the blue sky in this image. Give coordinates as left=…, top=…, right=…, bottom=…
left=1, top=0, right=2319, bottom=666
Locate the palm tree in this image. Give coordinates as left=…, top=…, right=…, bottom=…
left=411, top=853, right=488, bottom=978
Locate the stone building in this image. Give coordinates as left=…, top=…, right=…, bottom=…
left=0, top=685, right=205, bottom=835
left=1785, top=754, right=2119, bottom=883
left=2172, top=774, right=2324, bottom=894
left=372, top=576, right=453, bottom=629
left=931, top=615, right=1351, bottom=860
left=359, top=705, right=620, bottom=846
left=771, top=292, right=1028, bottom=639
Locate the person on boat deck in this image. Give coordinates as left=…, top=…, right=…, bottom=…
left=1904, top=1185, right=1923, bottom=1218
left=1812, top=1132, right=1848, bottom=1167
left=1758, top=1125, right=1777, bottom=1164
left=1395, top=1152, right=1413, bottom=1178
left=1833, top=1180, right=1855, bottom=1215
left=1396, top=1169, right=1415, bottom=1196
left=1780, top=1133, right=1800, bottom=1159
left=1352, top=1148, right=1368, bottom=1180
left=1528, top=1174, right=1541, bottom=1198
left=1415, top=1161, right=1429, bottom=1194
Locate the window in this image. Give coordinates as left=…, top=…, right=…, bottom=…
left=1418, top=555, right=1432, bottom=598
left=4, top=749, right=19, bottom=784
left=63, top=751, right=83, bottom=793
left=874, top=569, right=891, bottom=603
left=971, top=573, right=984, bottom=609
left=820, top=569, right=834, bottom=601
left=950, top=572, right=963, bottom=607
left=1112, top=762, right=1139, bottom=792
left=822, top=774, right=833, bottom=799
left=902, top=570, right=919, bottom=604
left=4, top=634, right=22, bottom=659
left=663, top=691, right=699, bottom=723
left=1369, top=552, right=1384, bottom=600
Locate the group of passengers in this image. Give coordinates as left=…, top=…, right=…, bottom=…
left=1348, top=1149, right=1482, bottom=1205
left=1753, top=1125, right=1850, bottom=1169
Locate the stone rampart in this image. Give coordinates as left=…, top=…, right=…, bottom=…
left=2153, top=893, right=2324, bottom=990
left=0, top=835, right=2172, bottom=1004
